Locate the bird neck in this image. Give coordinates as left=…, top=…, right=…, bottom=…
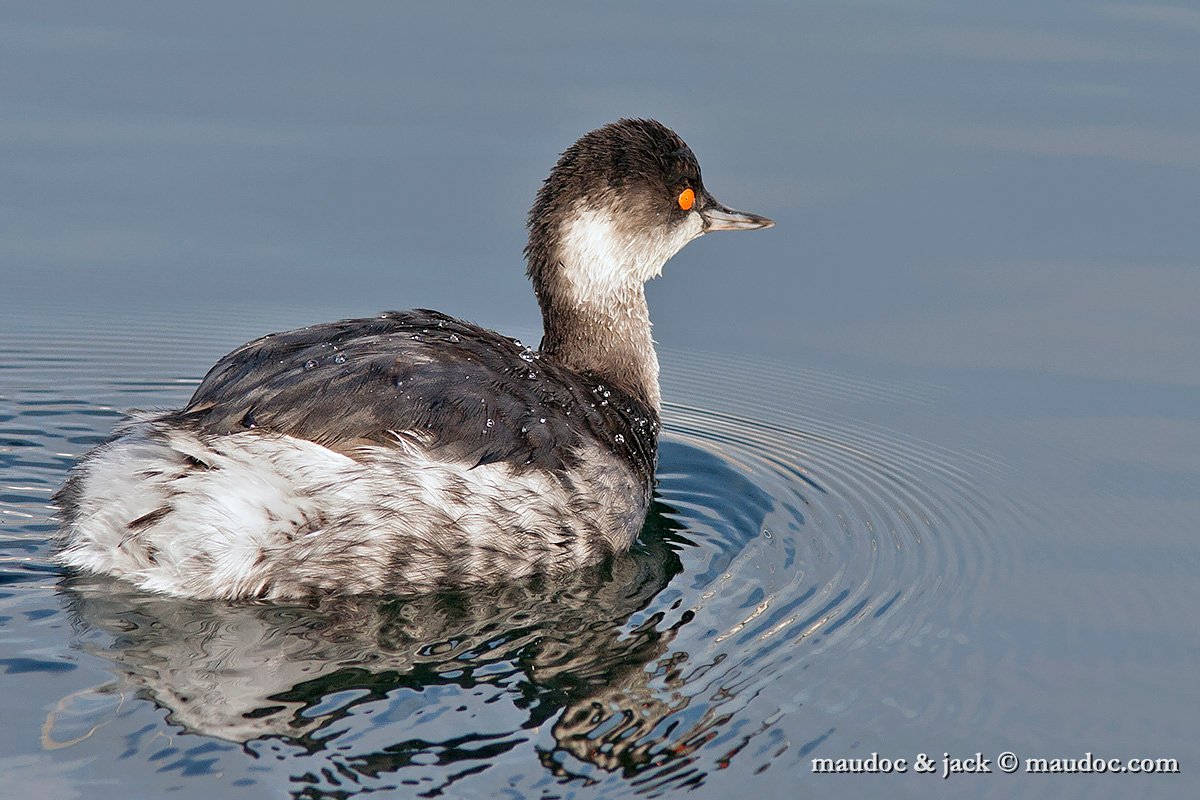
left=526, top=201, right=683, bottom=414
left=536, top=283, right=660, bottom=413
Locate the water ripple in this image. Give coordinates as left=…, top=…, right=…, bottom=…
left=0, top=310, right=1008, bottom=797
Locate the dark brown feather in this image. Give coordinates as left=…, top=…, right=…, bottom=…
left=169, top=309, right=659, bottom=482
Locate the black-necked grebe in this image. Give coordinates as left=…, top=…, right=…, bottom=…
left=54, top=119, right=773, bottom=599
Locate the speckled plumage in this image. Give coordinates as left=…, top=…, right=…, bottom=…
left=54, top=118, right=771, bottom=599
left=177, top=309, right=657, bottom=478
left=56, top=415, right=648, bottom=599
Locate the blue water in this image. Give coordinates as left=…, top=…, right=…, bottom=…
left=2, top=2, right=1197, bottom=798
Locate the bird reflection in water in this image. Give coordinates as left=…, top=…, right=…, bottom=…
left=52, top=494, right=772, bottom=794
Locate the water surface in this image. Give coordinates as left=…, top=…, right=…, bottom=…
left=2, top=2, right=1198, bottom=798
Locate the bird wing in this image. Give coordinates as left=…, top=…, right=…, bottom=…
left=173, top=310, right=657, bottom=476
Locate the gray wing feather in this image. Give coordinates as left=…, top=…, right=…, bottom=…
left=171, top=310, right=657, bottom=478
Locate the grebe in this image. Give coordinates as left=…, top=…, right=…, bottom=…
left=54, top=119, right=773, bottom=600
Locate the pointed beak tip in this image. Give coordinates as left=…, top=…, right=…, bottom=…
left=700, top=208, right=776, bottom=232
left=697, top=193, right=775, bottom=231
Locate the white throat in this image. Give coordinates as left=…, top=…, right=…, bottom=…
left=557, top=205, right=704, bottom=305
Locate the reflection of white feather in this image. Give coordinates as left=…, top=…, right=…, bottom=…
left=57, top=417, right=646, bottom=600
left=56, top=537, right=682, bottom=747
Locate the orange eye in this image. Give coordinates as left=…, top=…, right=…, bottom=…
left=677, top=187, right=695, bottom=211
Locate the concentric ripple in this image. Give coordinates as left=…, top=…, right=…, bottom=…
left=0, top=306, right=1006, bottom=798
